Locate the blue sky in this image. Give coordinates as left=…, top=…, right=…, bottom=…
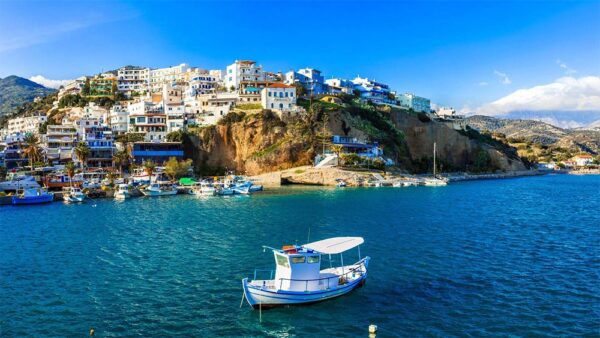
left=0, top=0, right=599, bottom=121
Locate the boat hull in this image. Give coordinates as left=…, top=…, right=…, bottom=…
left=242, top=274, right=366, bottom=308
left=141, top=189, right=178, bottom=197
left=12, top=194, right=54, bottom=205
left=64, top=195, right=85, bottom=203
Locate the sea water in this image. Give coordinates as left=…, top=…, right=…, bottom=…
left=0, top=174, right=599, bottom=337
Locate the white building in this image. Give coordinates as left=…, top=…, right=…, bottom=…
left=109, top=104, right=129, bottom=135
left=128, top=99, right=167, bottom=141
left=117, top=66, right=150, bottom=96
left=192, top=92, right=238, bottom=125
left=324, top=78, right=354, bottom=94
left=261, top=83, right=300, bottom=117
left=149, top=63, right=191, bottom=92
left=225, top=60, right=264, bottom=90
left=44, top=125, right=78, bottom=164
left=435, top=107, right=456, bottom=118
left=397, top=93, right=431, bottom=113
left=7, top=112, right=47, bottom=135
left=285, top=68, right=326, bottom=95
left=58, top=76, right=87, bottom=99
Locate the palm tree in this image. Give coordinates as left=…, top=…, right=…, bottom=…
left=22, top=133, right=42, bottom=174
left=74, top=142, right=91, bottom=173
left=330, top=144, right=344, bottom=158
left=65, top=161, right=76, bottom=187
left=112, top=150, right=130, bottom=176
left=143, top=160, right=156, bottom=182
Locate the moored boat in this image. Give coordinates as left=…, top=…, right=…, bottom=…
left=114, top=184, right=130, bottom=200
left=242, top=237, right=370, bottom=308
left=63, top=187, right=86, bottom=203
left=141, top=182, right=178, bottom=197
left=43, top=173, right=83, bottom=190
left=0, top=174, right=40, bottom=191
left=12, top=188, right=54, bottom=205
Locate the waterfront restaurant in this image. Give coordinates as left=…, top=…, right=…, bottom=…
left=131, top=142, right=184, bottom=165
left=331, top=135, right=383, bottom=158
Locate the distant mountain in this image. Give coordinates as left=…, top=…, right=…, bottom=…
left=465, top=115, right=568, bottom=145
left=0, top=75, right=56, bottom=116
left=466, top=115, right=600, bottom=155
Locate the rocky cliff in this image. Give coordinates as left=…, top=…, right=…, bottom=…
left=183, top=103, right=527, bottom=175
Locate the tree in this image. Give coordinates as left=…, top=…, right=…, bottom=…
left=229, top=85, right=236, bottom=92
left=65, top=161, right=76, bottom=186
left=22, top=133, right=43, bottom=174
left=74, top=142, right=91, bottom=172
left=143, top=160, right=157, bottom=180
left=82, top=78, right=91, bottom=96
left=330, top=144, right=344, bottom=158
left=164, top=157, right=192, bottom=180
left=352, top=89, right=362, bottom=98
left=112, top=150, right=130, bottom=176
left=293, top=83, right=306, bottom=97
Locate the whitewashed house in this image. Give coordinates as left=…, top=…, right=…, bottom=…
left=225, top=60, right=264, bottom=90
left=117, top=66, right=150, bottom=96
left=261, top=83, right=301, bottom=117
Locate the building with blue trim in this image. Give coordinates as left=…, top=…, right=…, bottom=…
left=132, top=142, right=184, bottom=165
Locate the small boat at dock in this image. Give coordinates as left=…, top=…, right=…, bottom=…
left=63, top=187, right=86, bottom=203
left=242, top=237, right=370, bottom=308
left=0, top=174, right=40, bottom=191
left=12, top=188, right=54, bottom=205
left=114, top=184, right=130, bottom=200
left=141, top=182, right=178, bottom=197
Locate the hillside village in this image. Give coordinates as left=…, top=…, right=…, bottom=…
left=0, top=60, right=597, bottom=176
left=0, top=60, right=451, bottom=170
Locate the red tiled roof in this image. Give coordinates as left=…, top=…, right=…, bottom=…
left=267, top=83, right=293, bottom=89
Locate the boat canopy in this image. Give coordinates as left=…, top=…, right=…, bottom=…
left=303, top=237, right=364, bottom=254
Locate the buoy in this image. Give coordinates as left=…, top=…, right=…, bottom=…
left=368, top=324, right=378, bottom=334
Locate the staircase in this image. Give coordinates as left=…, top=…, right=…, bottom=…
left=315, top=154, right=338, bottom=168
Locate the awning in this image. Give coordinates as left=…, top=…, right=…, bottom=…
left=303, top=237, right=364, bottom=254
left=179, top=177, right=197, bottom=186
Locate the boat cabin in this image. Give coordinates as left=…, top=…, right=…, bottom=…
left=267, top=237, right=364, bottom=292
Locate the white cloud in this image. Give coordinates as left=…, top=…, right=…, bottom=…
left=494, top=70, right=511, bottom=85
left=29, top=75, right=71, bottom=89
left=478, top=76, right=600, bottom=116
left=478, top=81, right=488, bottom=86
left=556, top=59, right=576, bottom=75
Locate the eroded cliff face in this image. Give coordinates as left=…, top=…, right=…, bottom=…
left=389, top=111, right=527, bottom=172
left=185, top=113, right=314, bottom=175
left=185, top=108, right=526, bottom=176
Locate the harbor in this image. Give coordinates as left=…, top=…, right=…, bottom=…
left=1, top=174, right=598, bottom=336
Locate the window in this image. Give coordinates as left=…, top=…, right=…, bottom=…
left=276, top=254, right=289, bottom=268
left=285, top=92, right=288, bottom=97
left=268, top=92, right=271, bottom=97
left=305, top=255, right=318, bottom=264
left=291, top=256, right=306, bottom=264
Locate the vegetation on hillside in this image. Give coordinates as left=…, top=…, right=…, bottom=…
left=0, top=76, right=56, bottom=117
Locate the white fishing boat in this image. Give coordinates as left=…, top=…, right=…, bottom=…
left=335, top=179, right=347, bottom=187
left=141, top=182, right=178, bottom=197
left=63, top=187, right=85, bottom=203
left=248, top=184, right=263, bottom=192
left=190, top=181, right=216, bottom=196
left=214, top=182, right=234, bottom=196
left=0, top=174, right=40, bottom=191
left=114, top=184, right=130, bottom=200
left=242, top=237, right=370, bottom=308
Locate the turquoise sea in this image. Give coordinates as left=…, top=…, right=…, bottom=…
left=1, top=174, right=599, bottom=337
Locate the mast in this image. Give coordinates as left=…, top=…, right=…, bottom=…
left=433, top=142, right=437, bottom=178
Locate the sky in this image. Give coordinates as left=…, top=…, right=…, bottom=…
left=1, top=0, right=599, bottom=126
